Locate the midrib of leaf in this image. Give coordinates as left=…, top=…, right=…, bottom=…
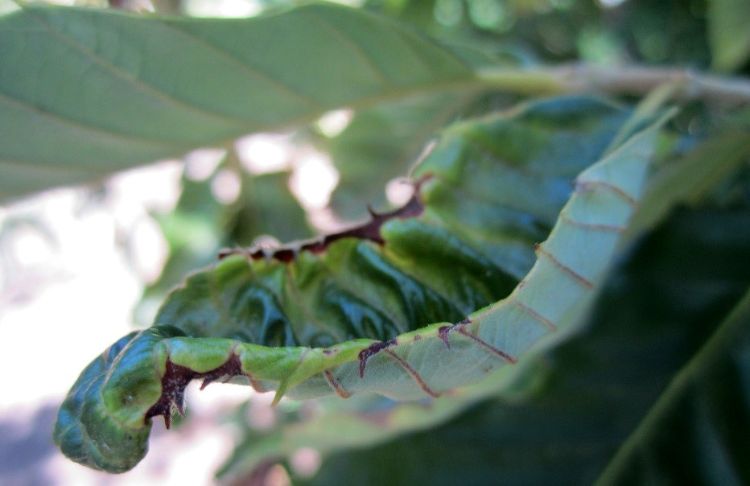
left=595, top=288, right=750, bottom=485
left=217, top=79, right=489, bottom=137
left=6, top=5, right=484, bottom=131
left=0, top=91, right=183, bottom=150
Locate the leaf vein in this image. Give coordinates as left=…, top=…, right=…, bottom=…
left=534, top=243, right=594, bottom=289
left=27, top=12, right=252, bottom=127
left=155, top=20, right=325, bottom=110
left=383, top=349, right=440, bottom=398
left=302, top=11, right=391, bottom=86
left=0, top=91, right=185, bottom=148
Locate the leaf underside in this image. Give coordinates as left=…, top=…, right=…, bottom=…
left=288, top=206, right=750, bottom=486
left=0, top=3, right=477, bottom=200
left=54, top=96, right=666, bottom=473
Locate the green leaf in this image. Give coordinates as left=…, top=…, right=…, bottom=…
left=53, top=96, right=666, bottom=473
left=295, top=205, right=750, bottom=486
left=0, top=3, right=478, bottom=200
left=709, top=0, right=750, bottom=71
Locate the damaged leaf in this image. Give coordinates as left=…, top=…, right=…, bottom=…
left=54, top=96, right=669, bottom=472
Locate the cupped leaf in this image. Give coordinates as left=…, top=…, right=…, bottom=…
left=294, top=205, right=750, bottom=486
left=54, top=96, right=666, bottom=472
left=220, top=102, right=750, bottom=480
left=54, top=326, right=183, bottom=473
left=0, top=3, right=482, bottom=200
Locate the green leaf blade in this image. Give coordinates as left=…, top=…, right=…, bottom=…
left=53, top=327, right=182, bottom=473
left=0, top=4, right=477, bottom=200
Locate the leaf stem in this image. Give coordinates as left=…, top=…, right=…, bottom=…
left=478, top=64, right=750, bottom=105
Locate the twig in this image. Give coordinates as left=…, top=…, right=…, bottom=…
left=479, top=64, right=750, bottom=105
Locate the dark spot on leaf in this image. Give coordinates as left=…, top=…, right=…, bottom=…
left=219, top=179, right=428, bottom=263
left=438, top=326, right=452, bottom=349
left=358, top=338, right=397, bottom=378
left=438, top=318, right=471, bottom=349
left=145, top=353, right=244, bottom=428
left=274, top=248, right=296, bottom=262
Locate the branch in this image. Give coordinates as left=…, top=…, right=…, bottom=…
left=480, top=64, right=750, bottom=106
